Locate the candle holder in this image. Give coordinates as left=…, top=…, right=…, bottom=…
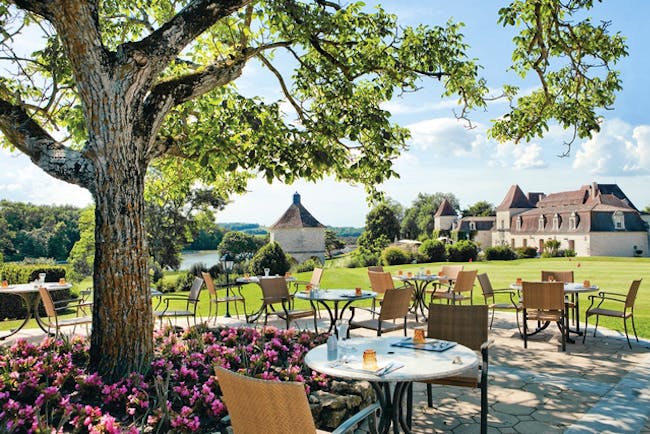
left=413, top=327, right=426, bottom=344
left=362, top=349, right=378, bottom=371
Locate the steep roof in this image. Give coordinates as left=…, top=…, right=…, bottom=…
left=269, top=192, right=326, bottom=229
left=434, top=198, right=456, bottom=217
left=496, top=185, right=535, bottom=211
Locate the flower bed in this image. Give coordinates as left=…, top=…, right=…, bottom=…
left=0, top=325, right=334, bottom=433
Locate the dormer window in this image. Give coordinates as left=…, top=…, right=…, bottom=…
left=469, top=221, right=476, bottom=231
left=552, top=213, right=561, bottom=231
left=538, top=215, right=545, bottom=231
left=516, top=216, right=522, bottom=231
left=569, top=212, right=578, bottom=230
left=613, top=211, right=625, bottom=230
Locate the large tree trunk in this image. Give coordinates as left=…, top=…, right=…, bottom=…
left=89, top=145, right=153, bottom=381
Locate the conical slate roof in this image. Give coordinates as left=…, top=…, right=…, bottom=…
left=434, top=198, right=456, bottom=217
left=496, top=184, right=535, bottom=211
left=269, top=192, right=326, bottom=229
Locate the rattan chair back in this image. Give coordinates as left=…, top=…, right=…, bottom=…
left=201, top=272, right=217, bottom=297
left=38, top=286, right=58, bottom=320
left=625, top=279, right=642, bottom=309
left=440, top=264, right=464, bottom=283
left=427, top=303, right=487, bottom=351
left=541, top=270, right=574, bottom=283
left=452, top=269, right=478, bottom=295
left=215, top=366, right=317, bottom=433
left=310, top=267, right=324, bottom=286
left=522, top=281, right=564, bottom=311
left=258, top=276, right=290, bottom=303
left=368, top=270, right=395, bottom=295
left=477, top=273, right=494, bottom=298
left=379, top=287, right=412, bottom=322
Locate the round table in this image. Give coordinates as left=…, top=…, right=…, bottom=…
left=0, top=282, right=73, bottom=339
left=305, top=335, right=478, bottom=433
left=393, top=274, right=442, bottom=321
left=295, top=289, right=376, bottom=335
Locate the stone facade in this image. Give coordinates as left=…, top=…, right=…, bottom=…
left=269, top=192, right=326, bottom=263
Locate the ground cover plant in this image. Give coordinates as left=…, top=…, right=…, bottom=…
left=0, top=325, right=329, bottom=433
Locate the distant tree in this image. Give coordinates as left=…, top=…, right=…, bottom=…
left=401, top=193, right=460, bottom=239
left=644, top=205, right=650, bottom=214
left=67, top=207, right=96, bottom=280
left=385, top=197, right=405, bottom=223
left=248, top=242, right=290, bottom=276
left=324, top=229, right=345, bottom=259
left=217, top=231, right=264, bottom=261
left=364, top=203, right=401, bottom=244
left=462, top=201, right=496, bottom=217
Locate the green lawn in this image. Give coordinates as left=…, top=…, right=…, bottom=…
left=4, top=256, right=649, bottom=340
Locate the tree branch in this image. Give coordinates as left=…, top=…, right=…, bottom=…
left=0, top=98, right=95, bottom=191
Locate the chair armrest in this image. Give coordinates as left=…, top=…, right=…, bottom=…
left=589, top=294, right=626, bottom=304
left=331, top=402, right=381, bottom=434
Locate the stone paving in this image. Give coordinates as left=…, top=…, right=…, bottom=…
left=3, top=308, right=650, bottom=433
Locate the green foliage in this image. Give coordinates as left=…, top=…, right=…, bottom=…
left=484, top=245, right=518, bottom=261
left=324, top=229, right=345, bottom=259
left=248, top=242, right=290, bottom=276
left=515, top=246, right=538, bottom=259
left=295, top=257, right=323, bottom=273
left=217, top=231, right=264, bottom=261
left=328, top=227, right=363, bottom=238
left=446, top=240, right=478, bottom=262
left=381, top=246, right=411, bottom=266
left=541, top=239, right=562, bottom=258
left=401, top=193, right=460, bottom=239
left=364, top=203, right=400, bottom=243
left=218, top=223, right=268, bottom=236
left=1, top=263, right=67, bottom=284
left=67, top=207, right=95, bottom=281
left=491, top=0, right=628, bottom=146
left=418, top=239, right=447, bottom=263
left=461, top=201, right=495, bottom=217
left=0, top=200, right=80, bottom=262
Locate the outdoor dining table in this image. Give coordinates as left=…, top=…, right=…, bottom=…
left=305, top=335, right=478, bottom=434
left=0, top=281, right=73, bottom=339
left=392, top=273, right=443, bottom=321
left=295, top=289, right=376, bottom=336
left=510, top=281, right=599, bottom=340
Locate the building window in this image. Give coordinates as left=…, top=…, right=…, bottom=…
left=523, top=238, right=528, bottom=247
left=538, top=215, right=545, bottom=231
left=569, top=212, right=578, bottom=230
left=516, top=216, right=522, bottom=231
left=469, top=221, right=476, bottom=231
left=552, top=213, right=561, bottom=231
left=613, top=211, right=625, bottom=230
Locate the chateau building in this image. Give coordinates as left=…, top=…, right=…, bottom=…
left=268, top=192, right=326, bottom=262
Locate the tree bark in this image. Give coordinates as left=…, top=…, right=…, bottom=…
left=90, top=155, right=153, bottom=380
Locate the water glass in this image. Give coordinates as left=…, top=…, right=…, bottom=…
left=336, top=319, right=349, bottom=358
left=38, top=273, right=46, bottom=285
left=263, top=268, right=270, bottom=277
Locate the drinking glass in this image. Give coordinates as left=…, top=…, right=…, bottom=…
left=38, top=273, right=46, bottom=285
left=263, top=268, right=270, bottom=277
left=336, top=319, right=349, bottom=359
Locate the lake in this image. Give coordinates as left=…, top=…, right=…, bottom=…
left=179, top=250, right=219, bottom=270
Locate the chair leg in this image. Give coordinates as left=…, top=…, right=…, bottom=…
left=631, top=315, right=639, bottom=343
left=426, top=384, right=433, bottom=407
left=583, top=313, right=589, bottom=344
left=623, top=318, right=632, bottom=349
left=523, top=310, right=528, bottom=348
left=489, top=308, right=495, bottom=329
left=480, top=379, right=488, bottom=434
left=593, top=315, right=600, bottom=336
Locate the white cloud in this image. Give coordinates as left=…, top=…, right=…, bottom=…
left=572, top=118, right=650, bottom=176
left=512, top=143, right=546, bottom=169
left=406, top=117, right=484, bottom=157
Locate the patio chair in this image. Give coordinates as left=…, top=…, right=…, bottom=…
left=426, top=264, right=463, bottom=300
left=154, top=276, right=204, bottom=329
left=477, top=273, right=521, bottom=332
left=431, top=269, right=478, bottom=305
left=349, top=286, right=413, bottom=336
left=215, top=366, right=380, bottom=434
left=541, top=270, right=574, bottom=282
left=583, top=279, right=642, bottom=349
left=201, top=271, right=246, bottom=323
left=258, top=276, right=317, bottom=331
left=367, top=270, right=394, bottom=315
left=38, top=286, right=93, bottom=338
left=421, top=303, right=491, bottom=434
left=521, top=281, right=568, bottom=351
left=367, top=265, right=384, bottom=272
left=294, top=267, right=324, bottom=292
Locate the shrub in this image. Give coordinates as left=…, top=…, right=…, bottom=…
left=381, top=246, right=411, bottom=265
left=248, top=242, right=290, bottom=276
left=350, top=248, right=381, bottom=268
left=189, top=262, right=208, bottom=277
left=562, top=249, right=577, bottom=257
left=418, top=239, right=446, bottom=262
left=516, top=246, right=538, bottom=258
left=296, top=257, right=323, bottom=273
left=446, top=240, right=478, bottom=262
left=483, top=246, right=517, bottom=261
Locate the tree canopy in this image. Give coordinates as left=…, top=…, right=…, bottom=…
left=0, top=0, right=628, bottom=379
left=401, top=192, right=460, bottom=239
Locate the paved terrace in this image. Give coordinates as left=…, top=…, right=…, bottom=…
left=4, top=310, right=650, bottom=433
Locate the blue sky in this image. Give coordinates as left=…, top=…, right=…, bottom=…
left=1, top=1, right=649, bottom=227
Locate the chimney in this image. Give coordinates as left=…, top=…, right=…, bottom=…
left=293, top=191, right=301, bottom=205
left=591, top=182, right=599, bottom=198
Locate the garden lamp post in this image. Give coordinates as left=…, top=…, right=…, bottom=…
left=221, top=255, right=234, bottom=318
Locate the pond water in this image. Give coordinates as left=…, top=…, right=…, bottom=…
left=179, top=250, right=219, bottom=270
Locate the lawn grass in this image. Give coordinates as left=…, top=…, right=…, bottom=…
left=4, top=256, right=649, bottom=340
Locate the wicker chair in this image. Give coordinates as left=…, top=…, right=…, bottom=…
left=367, top=270, right=397, bottom=314
left=521, top=281, right=568, bottom=351
left=421, top=303, right=491, bottom=434
left=477, top=273, right=521, bottom=331
left=258, top=276, right=317, bottom=331
left=154, top=276, right=204, bottom=328
left=201, top=272, right=246, bottom=323
left=215, top=366, right=380, bottom=434
left=367, top=265, right=384, bottom=272
left=349, top=286, right=413, bottom=336
left=426, top=264, right=464, bottom=300
left=431, top=269, right=478, bottom=305
left=38, top=286, right=92, bottom=338
left=583, top=279, right=642, bottom=348
left=541, top=270, right=574, bottom=283
left=294, top=267, right=324, bottom=292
